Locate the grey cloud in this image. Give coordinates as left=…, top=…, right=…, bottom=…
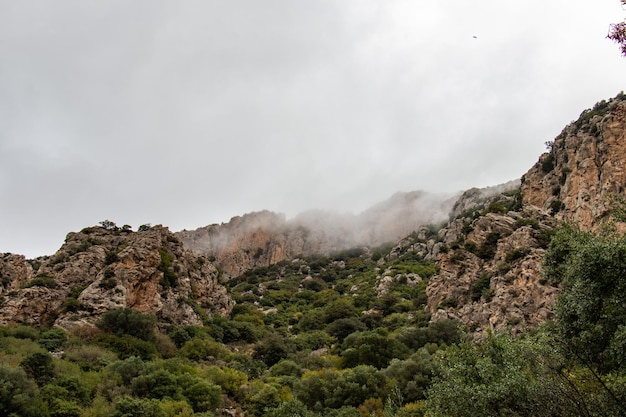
left=1, top=1, right=624, bottom=257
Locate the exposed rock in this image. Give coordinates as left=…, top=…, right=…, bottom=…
left=522, top=94, right=626, bottom=231
left=427, top=206, right=558, bottom=337
left=0, top=225, right=232, bottom=330
left=177, top=191, right=456, bottom=279
left=0, top=253, right=34, bottom=294
left=426, top=92, right=626, bottom=338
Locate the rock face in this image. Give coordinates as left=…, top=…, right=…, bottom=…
left=425, top=92, right=626, bottom=337
left=522, top=94, right=626, bottom=231
left=177, top=191, right=456, bottom=279
left=0, top=225, right=232, bottom=329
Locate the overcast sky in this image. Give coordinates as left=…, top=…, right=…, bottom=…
left=1, top=1, right=624, bottom=258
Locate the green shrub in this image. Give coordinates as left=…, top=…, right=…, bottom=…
left=476, top=232, right=501, bottom=260
left=97, top=308, right=157, bottom=342
left=514, top=218, right=540, bottom=230
left=158, top=249, right=177, bottom=288
left=63, top=344, right=117, bottom=371
left=94, top=334, right=158, bottom=360
left=438, top=298, right=458, bottom=309
left=550, top=199, right=565, bottom=213
left=38, top=328, right=66, bottom=351
left=104, top=251, right=119, bottom=265
left=112, top=396, right=165, bottom=417
left=505, top=248, right=530, bottom=263
left=471, top=274, right=491, bottom=302
left=541, top=153, right=555, bottom=173
left=179, top=337, right=231, bottom=361
left=21, top=275, right=58, bottom=289
left=20, top=352, right=55, bottom=385
left=0, top=365, right=44, bottom=417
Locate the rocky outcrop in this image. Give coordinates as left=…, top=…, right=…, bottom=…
left=522, top=93, right=626, bottom=231
left=426, top=204, right=558, bottom=336
left=177, top=191, right=456, bottom=279
left=425, top=92, right=626, bottom=338
left=0, top=225, right=232, bottom=330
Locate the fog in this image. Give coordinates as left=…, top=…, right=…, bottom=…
left=1, top=1, right=624, bottom=258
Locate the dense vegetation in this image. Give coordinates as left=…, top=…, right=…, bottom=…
left=0, top=236, right=462, bottom=417
left=2, top=221, right=626, bottom=416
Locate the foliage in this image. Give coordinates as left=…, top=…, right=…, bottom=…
left=20, top=351, right=55, bottom=385
left=425, top=332, right=581, bottom=417
left=341, top=331, right=409, bottom=369
left=0, top=364, right=45, bottom=417
left=470, top=274, right=491, bottom=302
left=608, top=17, right=626, bottom=56
left=4, top=219, right=587, bottom=416
left=21, top=275, right=58, bottom=289
left=158, top=249, right=178, bottom=288
left=546, top=225, right=626, bottom=373
left=97, top=308, right=157, bottom=342
left=476, top=232, right=500, bottom=260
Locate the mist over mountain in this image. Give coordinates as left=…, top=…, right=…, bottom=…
left=0, top=92, right=626, bottom=416
left=176, top=189, right=467, bottom=278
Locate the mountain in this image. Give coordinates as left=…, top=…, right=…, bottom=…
left=0, top=225, right=232, bottom=329
left=0, top=92, right=624, bottom=336
left=426, top=92, right=626, bottom=335
left=176, top=190, right=457, bottom=278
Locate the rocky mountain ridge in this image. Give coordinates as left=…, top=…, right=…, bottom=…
left=424, top=92, right=626, bottom=335
left=177, top=190, right=457, bottom=278
left=0, top=92, right=624, bottom=337
left=0, top=225, right=232, bottom=330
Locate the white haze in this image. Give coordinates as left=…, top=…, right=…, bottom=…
left=0, top=1, right=625, bottom=258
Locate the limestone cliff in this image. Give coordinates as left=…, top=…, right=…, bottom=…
left=177, top=191, right=456, bottom=279
left=522, top=93, right=626, bottom=230
left=425, top=92, right=626, bottom=337
left=0, top=225, right=232, bottom=330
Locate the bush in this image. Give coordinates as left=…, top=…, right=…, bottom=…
left=341, top=331, right=409, bottom=369
left=326, top=318, right=367, bottom=343
left=253, top=333, right=294, bottom=367
left=471, top=274, right=491, bottom=302
left=181, top=378, right=222, bottom=412
left=38, top=328, right=66, bottom=351
left=179, top=337, right=231, bottom=361
left=505, top=248, right=530, bottom=263
left=97, top=308, right=157, bottom=342
left=158, top=249, right=178, bottom=288
left=0, top=365, right=44, bottom=417
left=112, top=396, right=165, bottom=417
left=63, top=344, right=117, bottom=371
left=94, top=334, right=158, bottom=360
left=541, top=153, right=555, bottom=173
left=21, top=275, right=58, bottom=289
left=131, top=368, right=180, bottom=399
left=20, top=352, right=55, bottom=385
left=550, top=199, right=565, bottom=213
left=476, top=232, right=501, bottom=260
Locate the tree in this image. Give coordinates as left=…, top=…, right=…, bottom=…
left=545, top=226, right=626, bottom=372
left=253, top=333, right=294, bottom=367
left=97, top=308, right=157, bottom=342
left=264, top=399, right=315, bottom=417
left=99, top=220, right=118, bottom=230
left=0, top=365, right=45, bottom=417
left=20, top=352, right=55, bottom=385
left=608, top=1, right=626, bottom=56
left=425, top=333, right=582, bottom=417
left=341, top=331, right=409, bottom=369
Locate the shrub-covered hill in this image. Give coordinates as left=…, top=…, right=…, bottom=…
left=0, top=238, right=465, bottom=417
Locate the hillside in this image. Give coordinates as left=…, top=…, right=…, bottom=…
left=0, top=93, right=625, bottom=416
left=0, top=224, right=232, bottom=330
left=176, top=191, right=456, bottom=279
